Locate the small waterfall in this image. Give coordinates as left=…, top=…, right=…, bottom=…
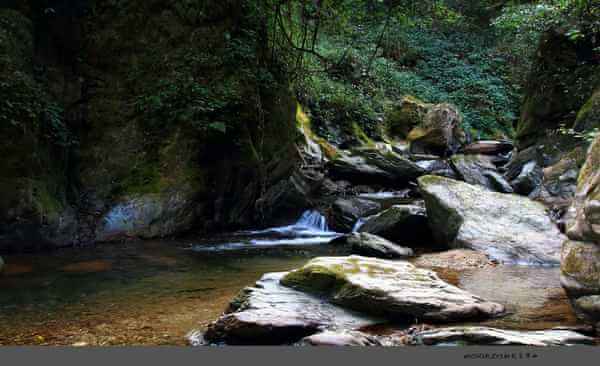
left=352, top=218, right=366, bottom=232
left=193, top=210, right=339, bottom=252
left=296, top=210, right=330, bottom=232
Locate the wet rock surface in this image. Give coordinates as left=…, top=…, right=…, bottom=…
left=561, top=135, right=600, bottom=328
left=358, top=204, right=432, bottom=245
left=329, top=198, right=381, bottom=232
left=281, top=256, right=505, bottom=322
left=511, top=161, right=544, bottom=196
left=408, top=326, right=594, bottom=346
left=407, top=103, right=467, bottom=156
left=327, top=149, right=425, bottom=186
left=298, top=330, right=394, bottom=346
left=332, top=232, right=414, bottom=259
left=566, top=136, right=600, bottom=243
left=419, top=175, right=566, bottom=265
left=202, top=272, right=380, bottom=345
left=450, top=154, right=511, bottom=192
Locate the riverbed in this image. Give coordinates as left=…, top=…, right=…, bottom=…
left=0, top=236, right=585, bottom=346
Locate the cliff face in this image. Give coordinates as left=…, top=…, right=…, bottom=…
left=0, top=1, right=301, bottom=251
left=516, top=29, right=600, bottom=151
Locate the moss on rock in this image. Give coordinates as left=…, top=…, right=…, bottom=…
left=384, top=96, right=431, bottom=140
left=516, top=30, right=600, bottom=149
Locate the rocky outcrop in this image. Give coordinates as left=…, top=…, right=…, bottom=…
left=94, top=192, right=199, bottom=242
left=0, top=8, right=77, bottom=251
left=358, top=204, right=432, bottom=245
left=407, top=104, right=467, bottom=156
left=331, top=232, right=414, bottom=259
left=0, top=1, right=304, bottom=249
left=416, top=159, right=457, bottom=179
left=201, top=272, right=379, bottom=345
left=281, top=256, right=505, bottom=322
left=328, top=198, right=381, bottom=232
left=255, top=168, right=322, bottom=228
left=327, top=152, right=395, bottom=185
left=327, top=149, right=425, bottom=186
left=566, top=136, right=600, bottom=243
left=409, top=326, right=594, bottom=346
left=418, top=175, right=566, bottom=265
left=573, top=89, right=600, bottom=133
left=384, top=96, right=431, bottom=140
left=561, top=135, right=600, bottom=328
left=450, top=154, right=512, bottom=193
left=537, top=148, right=586, bottom=207
left=516, top=30, right=600, bottom=149
left=511, top=161, right=543, bottom=196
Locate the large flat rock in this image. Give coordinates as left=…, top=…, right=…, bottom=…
left=281, top=256, right=505, bottom=323
left=408, top=326, right=595, bottom=346
left=200, top=272, right=380, bottom=345
left=418, top=175, right=566, bottom=265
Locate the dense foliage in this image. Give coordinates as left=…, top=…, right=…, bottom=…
left=2, top=0, right=598, bottom=147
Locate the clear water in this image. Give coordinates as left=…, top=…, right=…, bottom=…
left=0, top=240, right=344, bottom=346
left=0, top=233, right=589, bottom=346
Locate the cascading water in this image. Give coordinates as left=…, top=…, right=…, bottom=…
left=352, top=218, right=366, bottom=232
left=295, top=210, right=330, bottom=232
left=193, top=210, right=341, bottom=251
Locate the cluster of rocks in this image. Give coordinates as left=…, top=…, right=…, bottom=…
left=195, top=255, right=507, bottom=345
left=560, top=135, right=600, bottom=329
left=187, top=102, right=599, bottom=345
left=192, top=254, right=595, bottom=346
left=183, top=91, right=599, bottom=345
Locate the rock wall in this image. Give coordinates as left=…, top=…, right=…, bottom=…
left=0, top=1, right=301, bottom=251
left=516, top=29, right=599, bottom=150
left=561, top=134, right=600, bottom=328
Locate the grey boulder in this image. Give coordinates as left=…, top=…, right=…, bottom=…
left=332, top=232, right=414, bottom=259
left=409, top=326, right=594, bottom=346
left=418, top=175, right=566, bottom=265
left=281, top=256, right=505, bottom=323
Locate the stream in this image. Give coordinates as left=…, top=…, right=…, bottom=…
left=0, top=211, right=585, bottom=346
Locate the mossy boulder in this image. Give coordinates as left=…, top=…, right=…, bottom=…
left=566, top=135, right=600, bottom=243
left=561, top=240, right=600, bottom=297
left=407, top=103, right=467, bottom=156
left=561, top=240, right=600, bottom=325
left=573, top=89, right=600, bottom=133
left=561, top=135, right=600, bottom=328
left=384, top=96, right=431, bottom=140
left=537, top=147, right=587, bottom=206
left=280, top=256, right=505, bottom=322
left=418, top=175, right=566, bottom=265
